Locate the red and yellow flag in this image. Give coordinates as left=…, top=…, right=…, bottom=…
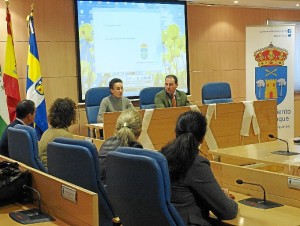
left=3, top=3, right=21, bottom=122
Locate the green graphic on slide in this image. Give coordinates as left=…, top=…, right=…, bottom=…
left=161, top=24, right=187, bottom=89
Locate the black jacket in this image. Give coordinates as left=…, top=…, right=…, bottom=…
left=170, top=155, right=238, bottom=226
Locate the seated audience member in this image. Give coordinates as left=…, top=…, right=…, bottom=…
left=0, top=100, right=35, bottom=157
left=161, top=111, right=238, bottom=226
left=97, top=78, right=133, bottom=123
left=155, top=74, right=189, bottom=108
left=98, top=108, right=142, bottom=184
left=39, top=97, right=77, bottom=166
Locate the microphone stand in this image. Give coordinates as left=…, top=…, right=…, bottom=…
left=236, top=179, right=283, bottom=209
left=9, top=185, right=54, bottom=224
left=269, top=134, right=299, bottom=156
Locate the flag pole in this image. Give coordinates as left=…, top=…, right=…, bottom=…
left=5, top=0, right=9, bottom=9
left=26, top=3, right=34, bottom=22
left=30, top=3, right=34, bottom=16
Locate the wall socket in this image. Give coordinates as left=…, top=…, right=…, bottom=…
left=288, top=177, right=300, bottom=189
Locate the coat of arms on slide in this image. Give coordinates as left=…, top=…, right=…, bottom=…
left=254, top=43, right=288, bottom=105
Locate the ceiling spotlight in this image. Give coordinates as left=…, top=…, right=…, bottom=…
left=234, top=0, right=239, bottom=4
left=296, top=4, right=300, bottom=7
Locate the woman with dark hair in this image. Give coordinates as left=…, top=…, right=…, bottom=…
left=161, top=111, right=238, bottom=226
left=39, top=97, right=77, bottom=166
left=97, top=78, right=133, bottom=123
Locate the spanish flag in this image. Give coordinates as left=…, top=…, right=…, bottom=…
left=26, top=12, right=48, bottom=139
left=3, top=3, right=21, bottom=122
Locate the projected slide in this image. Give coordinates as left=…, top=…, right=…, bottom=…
left=93, top=9, right=162, bottom=72
left=76, top=1, right=188, bottom=100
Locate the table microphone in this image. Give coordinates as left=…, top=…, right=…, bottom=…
left=268, top=134, right=299, bottom=156
left=236, top=179, right=282, bottom=209
left=23, top=185, right=42, bottom=213
left=236, top=179, right=266, bottom=203
left=268, top=134, right=289, bottom=152
left=9, top=185, right=54, bottom=224
left=236, top=179, right=267, bottom=203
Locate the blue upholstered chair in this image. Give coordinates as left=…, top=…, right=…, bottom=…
left=139, top=87, right=164, bottom=109
left=201, top=82, right=233, bottom=104
left=106, top=147, right=185, bottom=226
left=47, top=138, right=118, bottom=226
left=85, top=87, right=110, bottom=137
left=85, top=87, right=111, bottom=124
left=7, top=124, right=47, bottom=172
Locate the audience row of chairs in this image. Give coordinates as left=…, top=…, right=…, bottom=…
left=85, top=82, right=232, bottom=125
left=6, top=125, right=185, bottom=226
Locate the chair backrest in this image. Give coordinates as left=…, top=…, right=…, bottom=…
left=139, top=87, right=164, bottom=109
left=47, top=137, right=115, bottom=226
left=7, top=124, right=47, bottom=172
left=85, top=87, right=111, bottom=123
left=106, top=147, right=185, bottom=226
left=201, top=82, right=233, bottom=104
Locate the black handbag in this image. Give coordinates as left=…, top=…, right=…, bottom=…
left=0, top=161, right=32, bottom=206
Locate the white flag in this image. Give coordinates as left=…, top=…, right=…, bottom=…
left=0, top=65, right=10, bottom=138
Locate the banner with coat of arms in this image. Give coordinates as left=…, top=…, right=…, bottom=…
left=246, top=26, right=295, bottom=139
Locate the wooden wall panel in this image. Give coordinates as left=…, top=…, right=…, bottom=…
left=0, top=0, right=78, bottom=113
left=37, top=42, right=77, bottom=77
left=0, top=1, right=300, bottom=135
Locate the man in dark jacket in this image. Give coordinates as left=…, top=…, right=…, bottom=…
left=0, top=100, right=35, bottom=157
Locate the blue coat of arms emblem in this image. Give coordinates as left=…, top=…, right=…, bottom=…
left=254, top=43, right=288, bottom=105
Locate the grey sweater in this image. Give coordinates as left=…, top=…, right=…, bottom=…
left=97, top=95, right=133, bottom=122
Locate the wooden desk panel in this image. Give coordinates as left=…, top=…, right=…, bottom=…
left=0, top=156, right=98, bottom=226
left=211, top=161, right=300, bottom=225
left=211, top=161, right=300, bottom=208
left=102, top=100, right=277, bottom=155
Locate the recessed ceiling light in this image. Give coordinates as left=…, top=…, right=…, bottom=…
left=234, top=0, right=239, bottom=4
left=296, top=3, right=300, bottom=7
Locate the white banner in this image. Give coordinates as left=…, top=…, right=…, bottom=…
left=246, top=26, right=295, bottom=139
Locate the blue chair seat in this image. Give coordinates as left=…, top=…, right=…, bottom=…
left=7, top=124, right=47, bottom=172
left=106, top=147, right=184, bottom=226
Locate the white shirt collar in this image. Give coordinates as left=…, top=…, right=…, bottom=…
left=16, top=118, right=26, bottom=125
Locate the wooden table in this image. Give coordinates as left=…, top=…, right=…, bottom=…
left=209, top=140, right=300, bottom=175
left=223, top=192, right=300, bottom=226
left=0, top=203, right=69, bottom=226
left=86, top=123, right=103, bottom=139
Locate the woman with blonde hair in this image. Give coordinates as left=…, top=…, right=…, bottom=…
left=98, top=108, right=143, bottom=184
